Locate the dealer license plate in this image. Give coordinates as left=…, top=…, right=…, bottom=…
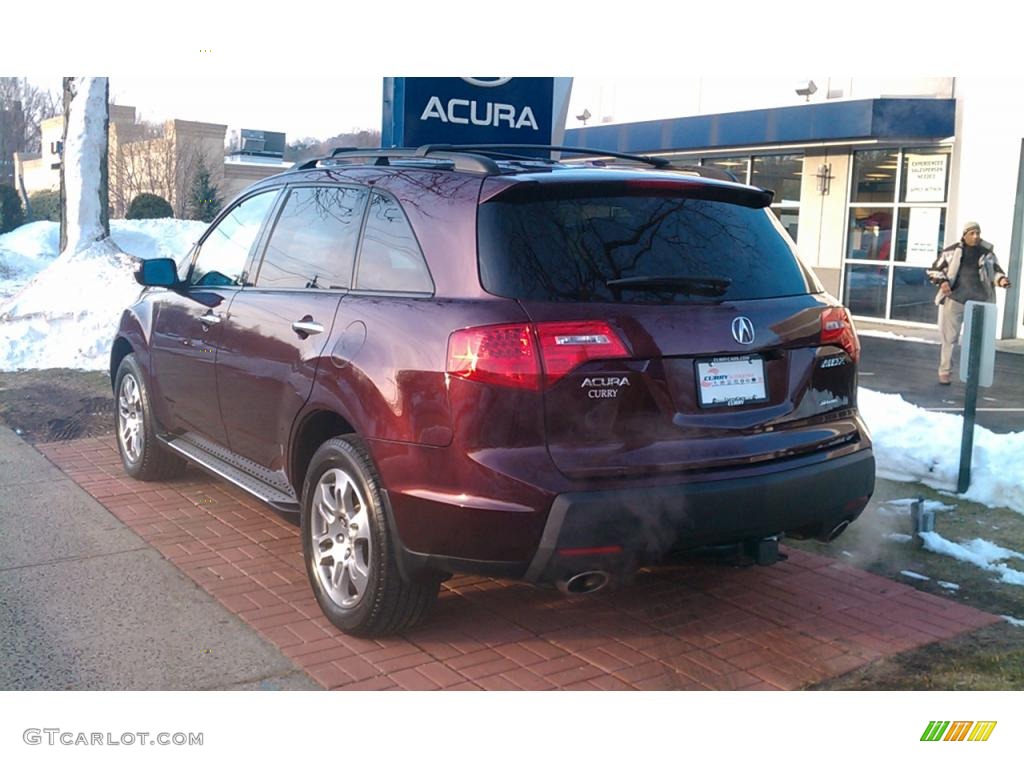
left=696, top=355, right=768, bottom=407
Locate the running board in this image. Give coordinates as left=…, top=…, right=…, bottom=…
left=162, top=436, right=300, bottom=513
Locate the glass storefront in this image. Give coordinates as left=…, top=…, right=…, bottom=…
left=842, top=145, right=951, bottom=324
left=701, top=156, right=749, bottom=183
left=753, top=154, right=801, bottom=242
left=699, top=154, right=802, bottom=241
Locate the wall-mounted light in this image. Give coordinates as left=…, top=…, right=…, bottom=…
left=795, top=80, right=818, bottom=102
left=816, top=163, right=833, bottom=195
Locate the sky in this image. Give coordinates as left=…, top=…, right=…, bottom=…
left=23, top=76, right=840, bottom=143
left=12, top=2, right=1013, bottom=146
left=20, top=75, right=967, bottom=146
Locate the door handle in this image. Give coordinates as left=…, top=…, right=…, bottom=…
left=291, top=320, right=324, bottom=337
left=199, top=310, right=221, bottom=326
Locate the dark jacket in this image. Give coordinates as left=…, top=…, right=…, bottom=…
left=927, top=239, right=1005, bottom=305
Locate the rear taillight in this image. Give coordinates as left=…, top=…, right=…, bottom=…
left=821, top=306, right=860, bottom=363
left=534, top=321, right=630, bottom=385
left=447, top=324, right=540, bottom=389
left=446, top=320, right=630, bottom=390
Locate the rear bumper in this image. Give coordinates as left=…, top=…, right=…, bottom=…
left=524, top=448, right=875, bottom=583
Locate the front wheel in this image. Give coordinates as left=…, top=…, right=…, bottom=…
left=301, top=436, right=439, bottom=637
left=114, top=353, right=186, bottom=481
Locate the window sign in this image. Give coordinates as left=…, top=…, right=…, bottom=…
left=906, top=207, right=942, bottom=266
left=905, top=154, right=947, bottom=202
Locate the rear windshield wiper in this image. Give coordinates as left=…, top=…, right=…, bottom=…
left=605, top=275, right=733, bottom=295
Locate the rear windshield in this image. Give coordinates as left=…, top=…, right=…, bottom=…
left=478, top=192, right=819, bottom=303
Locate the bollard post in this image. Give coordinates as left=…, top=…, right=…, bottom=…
left=957, top=303, right=986, bottom=493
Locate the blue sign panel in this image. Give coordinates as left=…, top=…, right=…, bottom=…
left=564, top=99, right=956, bottom=154
left=383, top=77, right=559, bottom=149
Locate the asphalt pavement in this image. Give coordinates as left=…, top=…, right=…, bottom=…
left=858, top=332, right=1024, bottom=434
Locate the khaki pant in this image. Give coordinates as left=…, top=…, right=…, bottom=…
left=938, top=298, right=966, bottom=377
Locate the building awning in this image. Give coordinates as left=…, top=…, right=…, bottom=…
left=564, top=98, right=956, bottom=155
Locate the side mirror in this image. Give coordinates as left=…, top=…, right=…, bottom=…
left=135, top=258, right=179, bottom=287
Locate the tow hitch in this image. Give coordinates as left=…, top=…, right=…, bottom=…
left=744, top=537, right=786, bottom=566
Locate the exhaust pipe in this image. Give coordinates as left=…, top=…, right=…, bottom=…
left=556, top=570, right=611, bottom=596
left=824, top=519, right=851, bottom=542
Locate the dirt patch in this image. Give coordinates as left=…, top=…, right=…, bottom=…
left=0, top=369, right=114, bottom=443
left=808, top=622, right=1024, bottom=690
left=790, top=477, right=1024, bottom=688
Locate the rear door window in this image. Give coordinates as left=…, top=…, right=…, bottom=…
left=478, top=190, right=819, bottom=303
left=354, top=193, right=433, bottom=294
left=255, top=185, right=368, bottom=289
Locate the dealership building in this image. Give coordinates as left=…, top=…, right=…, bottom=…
left=564, top=78, right=1024, bottom=340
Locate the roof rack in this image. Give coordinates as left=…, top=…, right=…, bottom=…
left=292, top=147, right=501, bottom=174
left=420, top=144, right=671, bottom=169
left=289, top=144, right=740, bottom=182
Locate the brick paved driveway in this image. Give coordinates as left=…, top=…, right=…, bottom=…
left=38, top=437, right=998, bottom=691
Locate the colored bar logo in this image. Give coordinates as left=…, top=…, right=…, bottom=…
left=921, top=721, right=997, bottom=742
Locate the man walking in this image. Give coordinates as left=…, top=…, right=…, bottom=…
left=928, top=221, right=1011, bottom=384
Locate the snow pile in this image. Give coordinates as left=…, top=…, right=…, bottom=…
left=0, top=219, right=205, bottom=371
left=859, top=389, right=1024, bottom=515
left=0, top=222, right=62, bottom=300
left=919, top=532, right=1024, bottom=586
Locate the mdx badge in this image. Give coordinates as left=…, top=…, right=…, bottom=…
left=732, top=317, right=755, bottom=345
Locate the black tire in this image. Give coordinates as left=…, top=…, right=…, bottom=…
left=301, top=436, right=440, bottom=637
left=114, top=353, right=187, bottom=481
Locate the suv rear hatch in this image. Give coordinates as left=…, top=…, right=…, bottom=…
left=476, top=174, right=862, bottom=478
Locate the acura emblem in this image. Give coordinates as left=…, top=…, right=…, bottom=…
left=731, top=317, right=755, bottom=345
left=460, top=77, right=513, bottom=88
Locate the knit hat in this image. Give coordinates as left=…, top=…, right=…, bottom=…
left=963, top=221, right=981, bottom=236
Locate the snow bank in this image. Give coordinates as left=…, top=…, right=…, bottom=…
left=859, top=389, right=1024, bottom=515
left=0, top=222, right=61, bottom=300
left=0, top=219, right=206, bottom=372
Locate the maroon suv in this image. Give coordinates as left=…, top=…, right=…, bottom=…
left=112, top=145, right=874, bottom=636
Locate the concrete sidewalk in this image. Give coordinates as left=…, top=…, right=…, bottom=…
left=0, top=426, right=317, bottom=690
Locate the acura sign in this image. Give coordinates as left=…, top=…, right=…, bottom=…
left=382, top=77, right=572, bottom=150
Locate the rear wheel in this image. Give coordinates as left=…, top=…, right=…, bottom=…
left=301, top=436, right=440, bottom=637
left=114, top=354, right=186, bottom=481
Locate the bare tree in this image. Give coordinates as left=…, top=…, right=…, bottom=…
left=285, top=129, right=382, bottom=162
left=109, top=120, right=218, bottom=218
left=110, top=120, right=167, bottom=217
left=0, top=77, right=60, bottom=155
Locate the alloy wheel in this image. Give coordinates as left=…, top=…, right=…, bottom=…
left=310, top=468, right=373, bottom=609
left=118, top=373, right=144, bottom=464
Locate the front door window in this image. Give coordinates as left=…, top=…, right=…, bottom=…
left=191, top=191, right=278, bottom=287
